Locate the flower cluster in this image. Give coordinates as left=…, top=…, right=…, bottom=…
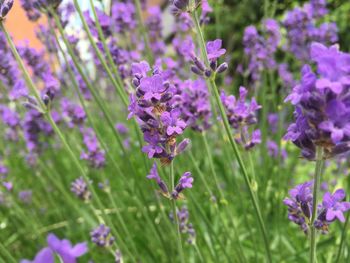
left=21, top=233, right=88, bottom=263
left=115, top=122, right=131, bottom=149
left=191, top=39, right=227, bottom=78
left=61, top=98, right=86, bottom=128
left=90, top=224, right=115, bottom=247
left=283, top=0, right=338, bottom=61
left=170, top=206, right=196, bottom=244
left=221, top=86, right=262, bottom=150
left=80, top=128, right=105, bottom=168
left=284, top=181, right=350, bottom=234
left=71, top=177, right=91, bottom=201
left=128, top=61, right=190, bottom=165
left=179, top=79, right=211, bottom=132
left=0, top=105, right=20, bottom=141
left=147, top=163, right=193, bottom=200
left=284, top=43, right=350, bottom=160
left=243, top=19, right=280, bottom=85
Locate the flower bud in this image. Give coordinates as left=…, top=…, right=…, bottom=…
left=193, top=57, right=206, bottom=72
left=216, top=62, right=228, bottom=74
left=0, top=0, right=14, bottom=19
left=204, top=69, right=212, bottom=78
left=191, top=65, right=203, bottom=76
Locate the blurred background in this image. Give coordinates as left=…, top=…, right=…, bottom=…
left=4, top=0, right=163, bottom=49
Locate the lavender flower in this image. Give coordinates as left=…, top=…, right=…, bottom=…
left=147, top=163, right=169, bottom=195
left=284, top=182, right=350, bottom=234
left=190, top=39, right=227, bottom=76
left=90, top=224, right=115, bottom=247
left=128, top=62, right=190, bottom=165
left=283, top=1, right=337, bottom=61
left=20, top=247, right=54, bottom=263
left=71, top=177, right=91, bottom=201
left=0, top=105, right=20, bottom=141
left=47, top=233, right=88, bottom=262
left=18, top=190, right=32, bottom=204
left=172, top=172, right=193, bottom=199
left=0, top=0, right=13, bottom=19
left=170, top=206, right=196, bottom=244
left=284, top=43, right=350, bottom=160
left=111, top=1, right=136, bottom=33
left=221, top=86, right=262, bottom=150
left=283, top=181, right=314, bottom=233
left=80, top=128, right=105, bottom=168
left=314, top=189, right=350, bottom=233
left=179, top=79, right=211, bottom=132
left=21, top=234, right=87, bottom=263
left=61, top=98, right=86, bottom=128
left=243, top=20, right=280, bottom=85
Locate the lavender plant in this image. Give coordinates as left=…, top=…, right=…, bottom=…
left=0, top=0, right=350, bottom=262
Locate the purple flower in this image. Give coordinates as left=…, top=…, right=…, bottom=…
left=314, top=189, right=350, bottom=233
left=284, top=43, right=350, bottom=159
left=161, top=109, right=186, bottom=136
left=47, top=233, right=88, bottom=263
left=139, top=74, right=166, bottom=102
left=80, top=128, right=105, bottom=168
left=172, top=172, right=193, bottom=199
left=71, top=177, right=91, bottom=201
left=19, top=190, right=32, bottom=204
left=90, top=224, right=115, bottom=247
left=21, top=234, right=87, bottom=263
left=221, top=87, right=262, bottom=150
left=128, top=66, right=189, bottom=164
left=61, top=98, right=86, bottom=128
left=112, top=1, right=136, bottom=33
left=170, top=206, right=196, bottom=244
left=283, top=3, right=337, bottom=61
left=146, top=162, right=169, bottom=194
left=284, top=181, right=350, bottom=234
left=321, top=189, right=350, bottom=222
left=206, top=39, right=226, bottom=62
left=179, top=79, right=212, bottom=132
left=283, top=181, right=313, bottom=233
left=21, top=247, right=54, bottom=263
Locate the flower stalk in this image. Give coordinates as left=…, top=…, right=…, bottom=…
left=309, top=146, right=325, bottom=263
left=191, top=9, right=272, bottom=263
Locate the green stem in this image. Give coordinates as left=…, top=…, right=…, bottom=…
left=310, top=146, right=324, bottom=263
left=170, top=162, right=185, bottom=263
left=191, top=10, right=272, bottom=263
left=201, top=132, right=224, bottom=199
left=0, top=242, right=16, bottom=263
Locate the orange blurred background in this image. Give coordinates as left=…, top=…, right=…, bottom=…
left=4, top=0, right=163, bottom=49
left=4, top=0, right=46, bottom=49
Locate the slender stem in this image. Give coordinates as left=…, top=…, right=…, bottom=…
left=310, top=146, right=324, bottom=263
left=170, top=162, right=185, bottom=263
left=0, top=242, right=16, bottom=263
left=335, top=212, right=350, bottom=263
left=194, top=243, right=204, bottom=262
left=201, top=132, right=224, bottom=198
left=191, top=10, right=272, bottom=263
